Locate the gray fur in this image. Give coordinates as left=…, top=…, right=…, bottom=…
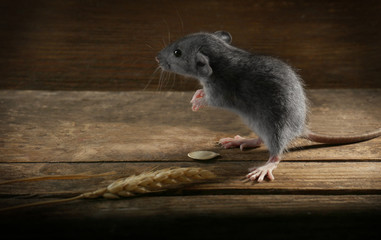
left=156, top=31, right=307, bottom=157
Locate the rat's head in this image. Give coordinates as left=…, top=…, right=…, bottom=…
left=156, top=31, right=232, bottom=79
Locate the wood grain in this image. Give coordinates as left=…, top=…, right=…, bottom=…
left=0, top=194, right=379, bottom=238
left=0, top=0, right=380, bottom=91
left=0, top=90, right=380, bottom=163
left=1, top=195, right=380, bottom=217
left=0, top=162, right=380, bottom=196
left=0, top=89, right=380, bottom=238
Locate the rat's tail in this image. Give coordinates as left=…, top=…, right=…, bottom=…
left=302, top=128, right=381, bottom=144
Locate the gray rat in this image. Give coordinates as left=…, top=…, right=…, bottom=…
left=156, top=31, right=381, bottom=182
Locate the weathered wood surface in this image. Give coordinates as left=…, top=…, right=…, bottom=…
left=0, top=89, right=380, bottom=238
left=1, top=195, right=379, bottom=239
left=0, top=0, right=381, bottom=91
left=0, top=89, right=380, bottom=163
left=1, top=195, right=379, bottom=219
left=1, top=162, right=380, bottom=196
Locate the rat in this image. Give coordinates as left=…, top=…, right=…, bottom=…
left=155, top=31, right=381, bottom=182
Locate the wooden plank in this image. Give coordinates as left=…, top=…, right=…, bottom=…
left=0, top=195, right=379, bottom=238
left=0, top=162, right=380, bottom=196
left=1, top=195, right=380, bottom=217
left=0, top=0, right=381, bottom=90
left=0, top=90, right=380, bottom=163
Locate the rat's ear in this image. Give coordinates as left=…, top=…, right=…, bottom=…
left=214, top=31, right=232, bottom=44
left=195, top=52, right=212, bottom=77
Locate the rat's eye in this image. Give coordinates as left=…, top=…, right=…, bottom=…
left=196, top=61, right=205, bottom=67
left=173, top=49, right=182, bottom=57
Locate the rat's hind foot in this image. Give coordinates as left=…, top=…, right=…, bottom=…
left=247, top=156, right=281, bottom=182
left=190, top=89, right=207, bottom=112
left=219, top=135, right=262, bottom=151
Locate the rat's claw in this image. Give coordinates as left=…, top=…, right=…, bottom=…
left=219, top=135, right=245, bottom=149
left=240, top=143, right=248, bottom=151
left=190, top=89, right=205, bottom=103
left=219, top=135, right=243, bottom=144
left=247, top=161, right=278, bottom=182
left=191, top=98, right=206, bottom=111
left=267, top=169, right=275, bottom=181
left=247, top=169, right=261, bottom=180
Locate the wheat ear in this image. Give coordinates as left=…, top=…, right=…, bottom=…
left=0, top=167, right=216, bottom=211
left=83, top=167, right=216, bottom=199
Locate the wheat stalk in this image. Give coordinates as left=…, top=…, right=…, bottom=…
left=0, top=167, right=216, bottom=211
left=0, top=171, right=117, bottom=185
left=82, top=167, right=216, bottom=199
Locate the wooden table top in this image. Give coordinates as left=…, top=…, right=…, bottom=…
left=0, top=89, right=380, bottom=238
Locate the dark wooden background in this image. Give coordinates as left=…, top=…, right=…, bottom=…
left=0, top=0, right=380, bottom=91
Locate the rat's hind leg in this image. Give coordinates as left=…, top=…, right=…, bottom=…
left=219, top=135, right=262, bottom=151
left=247, top=155, right=281, bottom=182
left=246, top=130, right=288, bottom=182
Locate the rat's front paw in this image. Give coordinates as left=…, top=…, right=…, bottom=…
left=191, top=89, right=205, bottom=101
left=190, top=89, right=207, bottom=111
left=247, top=162, right=278, bottom=182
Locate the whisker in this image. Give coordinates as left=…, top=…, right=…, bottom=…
left=162, top=19, right=171, bottom=44
left=164, top=72, right=173, bottom=89
left=159, top=70, right=169, bottom=91
left=162, top=38, right=167, bottom=48
left=160, top=71, right=167, bottom=91
left=171, top=73, right=177, bottom=90
left=176, top=10, right=184, bottom=35
left=143, top=66, right=161, bottom=91
left=162, top=71, right=168, bottom=91
left=162, top=71, right=170, bottom=90
left=145, top=42, right=154, bottom=50
left=157, top=70, right=164, bottom=91
left=166, top=72, right=172, bottom=89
